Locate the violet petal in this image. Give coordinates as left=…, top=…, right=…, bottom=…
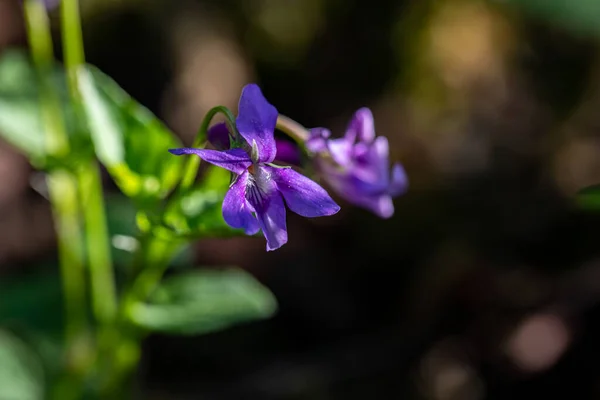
left=236, top=84, right=278, bottom=163
left=271, top=166, right=340, bottom=218
left=255, top=191, right=288, bottom=251
left=168, top=148, right=251, bottom=174
left=306, top=128, right=331, bottom=153
left=357, top=194, right=395, bottom=219
left=327, top=137, right=354, bottom=166
left=351, top=137, right=391, bottom=185
left=346, top=107, right=375, bottom=143
left=222, top=171, right=260, bottom=235
left=207, top=122, right=231, bottom=150
left=274, top=139, right=301, bottom=166
left=388, top=163, right=408, bottom=196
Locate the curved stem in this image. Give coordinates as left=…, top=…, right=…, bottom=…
left=276, top=114, right=318, bottom=172
left=276, top=114, right=310, bottom=144
left=178, top=105, right=238, bottom=192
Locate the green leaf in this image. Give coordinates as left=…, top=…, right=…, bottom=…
left=104, top=193, right=193, bottom=268
left=504, top=0, right=600, bottom=38
left=79, top=65, right=185, bottom=202
left=0, top=49, right=88, bottom=164
left=0, top=94, right=45, bottom=159
left=77, top=67, right=124, bottom=166
left=128, top=268, right=278, bottom=335
left=0, top=329, right=45, bottom=400
left=0, top=51, right=47, bottom=160
left=161, top=166, right=243, bottom=238
left=576, top=184, right=600, bottom=210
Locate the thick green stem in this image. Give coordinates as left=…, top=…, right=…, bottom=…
left=24, top=2, right=88, bottom=398
left=76, top=163, right=117, bottom=323
left=60, top=0, right=117, bottom=327
left=179, top=105, right=238, bottom=191
left=24, top=0, right=87, bottom=354
left=24, top=0, right=70, bottom=158
left=48, top=173, right=87, bottom=347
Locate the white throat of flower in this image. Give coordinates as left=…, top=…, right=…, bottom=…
left=245, top=143, right=274, bottom=208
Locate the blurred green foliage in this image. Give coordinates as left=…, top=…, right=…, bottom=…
left=0, top=51, right=80, bottom=164
left=0, top=50, right=185, bottom=205
left=576, top=184, right=600, bottom=210
left=161, top=166, right=243, bottom=238
left=0, top=40, right=277, bottom=398
left=504, top=0, right=600, bottom=38
left=128, top=268, right=278, bottom=335
left=0, top=330, right=45, bottom=400
left=80, top=66, right=185, bottom=204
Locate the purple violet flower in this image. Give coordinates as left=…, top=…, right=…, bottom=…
left=208, top=122, right=301, bottom=166
left=169, top=84, right=340, bottom=251
left=307, top=108, right=408, bottom=219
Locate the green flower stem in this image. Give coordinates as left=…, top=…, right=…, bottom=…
left=276, top=114, right=317, bottom=173
left=24, top=0, right=87, bottom=356
left=276, top=114, right=310, bottom=145
left=60, top=0, right=117, bottom=328
left=77, top=163, right=117, bottom=324
left=100, top=235, right=180, bottom=397
left=24, top=3, right=89, bottom=399
left=124, top=235, right=181, bottom=315
left=179, top=105, right=238, bottom=192
left=49, top=173, right=86, bottom=343
left=61, top=0, right=84, bottom=100
left=24, top=0, right=71, bottom=158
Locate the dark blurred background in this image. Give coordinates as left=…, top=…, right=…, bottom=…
left=3, top=0, right=600, bottom=398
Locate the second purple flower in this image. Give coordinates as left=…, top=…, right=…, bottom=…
left=307, top=108, right=408, bottom=218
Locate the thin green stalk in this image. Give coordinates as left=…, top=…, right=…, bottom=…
left=120, top=235, right=180, bottom=325
left=128, top=236, right=179, bottom=305
left=100, top=235, right=179, bottom=397
left=179, top=105, right=237, bottom=191
left=24, top=0, right=86, bottom=352
left=60, top=0, right=84, bottom=100
left=24, top=0, right=70, bottom=158
left=276, top=114, right=310, bottom=144
left=60, top=0, right=117, bottom=326
left=276, top=115, right=317, bottom=172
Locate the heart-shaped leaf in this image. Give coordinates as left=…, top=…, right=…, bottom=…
left=78, top=65, right=184, bottom=203
left=128, top=268, right=278, bottom=335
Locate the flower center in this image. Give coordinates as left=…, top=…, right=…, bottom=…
left=245, top=165, right=273, bottom=211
